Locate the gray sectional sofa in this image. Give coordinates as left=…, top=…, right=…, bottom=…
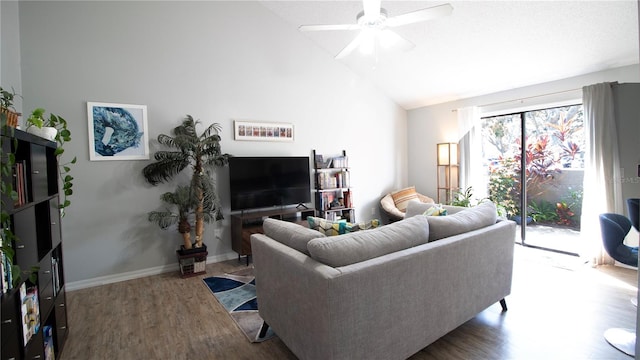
left=251, top=201, right=516, bottom=360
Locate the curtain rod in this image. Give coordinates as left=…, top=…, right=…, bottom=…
left=451, top=87, right=582, bottom=112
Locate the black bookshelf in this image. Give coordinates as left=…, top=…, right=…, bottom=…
left=312, top=150, right=355, bottom=222
left=1, top=128, right=68, bottom=360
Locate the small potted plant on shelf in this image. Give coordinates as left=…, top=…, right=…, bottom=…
left=0, top=87, right=20, bottom=128
left=1, top=88, right=40, bottom=289
left=143, top=115, right=231, bottom=270
left=25, top=107, right=76, bottom=214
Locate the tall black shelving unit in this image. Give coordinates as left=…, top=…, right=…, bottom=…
left=1, top=128, right=68, bottom=360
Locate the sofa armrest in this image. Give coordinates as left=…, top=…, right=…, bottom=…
left=251, top=233, right=340, bottom=357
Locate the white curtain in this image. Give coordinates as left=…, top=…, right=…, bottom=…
left=581, top=82, right=624, bottom=265
left=457, top=106, right=487, bottom=202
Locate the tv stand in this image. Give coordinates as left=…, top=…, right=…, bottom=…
left=231, top=207, right=316, bottom=265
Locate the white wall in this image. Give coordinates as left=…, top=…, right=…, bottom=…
left=14, top=1, right=407, bottom=288
left=408, top=65, right=640, bottom=199
left=0, top=0, right=23, bottom=113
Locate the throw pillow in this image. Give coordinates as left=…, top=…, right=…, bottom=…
left=307, top=216, right=381, bottom=236
left=262, top=218, right=325, bottom=255
left=424, top=204, right=447, bottom=216
left=405, top=200, right=436, bottom=218
left=307, top=216, right=347, bottom=236
left=390, top=186, right=419, bottom=212
left=350, top=219, right=381, bottom=232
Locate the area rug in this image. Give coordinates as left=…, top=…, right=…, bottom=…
left=202, top=269, right=275, bottom=343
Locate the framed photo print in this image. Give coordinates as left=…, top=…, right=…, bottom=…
left=234, top=120, right=294, bottom=142
left=87, top=102, right=149, bottom=161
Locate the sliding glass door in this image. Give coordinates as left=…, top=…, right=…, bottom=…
left=481, top=105, right=584, bottom=255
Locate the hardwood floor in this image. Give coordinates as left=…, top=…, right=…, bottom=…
left=59, top=246, right=637, bottom=360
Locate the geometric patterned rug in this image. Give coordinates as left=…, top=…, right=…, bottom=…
left=202, top=269, right=275, bottom=343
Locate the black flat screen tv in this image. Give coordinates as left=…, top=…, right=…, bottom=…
left=229, top=156, right=311, bottom=211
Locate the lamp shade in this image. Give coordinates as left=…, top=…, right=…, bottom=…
left=437, top=143, right=458, bottom=166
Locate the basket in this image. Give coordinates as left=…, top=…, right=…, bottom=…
left=177, top=251, right=208, bottom=278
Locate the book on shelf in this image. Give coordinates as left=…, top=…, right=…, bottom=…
left=344, top=190, right=353, bottom=208
left=43, top=325, right=55, bottom=360
left=13, top=160, right=29, bottom=207
left=332, top=155, right=348, bottom=168
left=52, top=257, right=60, bottom=297
left=1, top=250, right=7, bottom=294
left=21, top=283, right=40, bottom=345
left=314, top=154, right=324, bottom=169
left=335, top=170, right=350, bottom=188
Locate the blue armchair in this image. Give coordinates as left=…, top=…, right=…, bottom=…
left=599, top=213, right=638, bottom=267
left=600, top=210, right=638, bottom=357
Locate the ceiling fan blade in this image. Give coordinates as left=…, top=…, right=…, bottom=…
left=299, top=24, right=360, bottom=32
left=386, top=3, right=453, bottom=27
left=379, top=29, right=415, bottom=52
left=335, top=32, right=367, bottom=59
left=362, top=0, right=381, bottom=19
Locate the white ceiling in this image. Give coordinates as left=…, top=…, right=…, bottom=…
left=260, top=0, right=639, bottom=110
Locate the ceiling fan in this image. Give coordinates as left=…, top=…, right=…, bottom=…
left=299, top=0, right=453, bottom=59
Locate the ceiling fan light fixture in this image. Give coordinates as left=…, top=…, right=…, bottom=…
left=300, top=2, right=452, bottom=60
left=357, top=8, right=388, bottom=29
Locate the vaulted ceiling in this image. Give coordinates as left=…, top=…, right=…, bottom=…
left=260, top=0, right=639, bottom=110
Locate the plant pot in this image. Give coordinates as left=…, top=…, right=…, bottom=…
left=26, top=126, right=57, bottom=141
left=176, top=243, right=207, bottom=256
left=176, top=243, right=208, bottom=278
left=1, top=108, right=20, bottom=128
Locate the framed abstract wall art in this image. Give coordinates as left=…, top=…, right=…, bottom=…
left=87, top=102, right=149, bottom=161
left=234, top=120, right=294, bottom=142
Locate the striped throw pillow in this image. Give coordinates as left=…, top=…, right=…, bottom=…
left=391, top=186, right=419, bottom=212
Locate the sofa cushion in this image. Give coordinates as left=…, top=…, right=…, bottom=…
left=426, top=201, right=497, bottom=242
left=307, top=215, right=430, bottom=267
left=262, top=218, right=325, bottom=255
left=390, top=186, right=419, bottom=212
left=307, top=216, right=381, bottom=236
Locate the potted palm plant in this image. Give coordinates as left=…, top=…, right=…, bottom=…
left=143, top=115, right=231, bottom=252
left=148, top=185, right=196, bottom=250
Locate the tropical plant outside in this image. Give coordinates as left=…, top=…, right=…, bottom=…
left=482, top=105, right=584, bottom=229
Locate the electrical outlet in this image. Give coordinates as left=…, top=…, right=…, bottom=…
left=371, top=207, right=375, bottom=215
